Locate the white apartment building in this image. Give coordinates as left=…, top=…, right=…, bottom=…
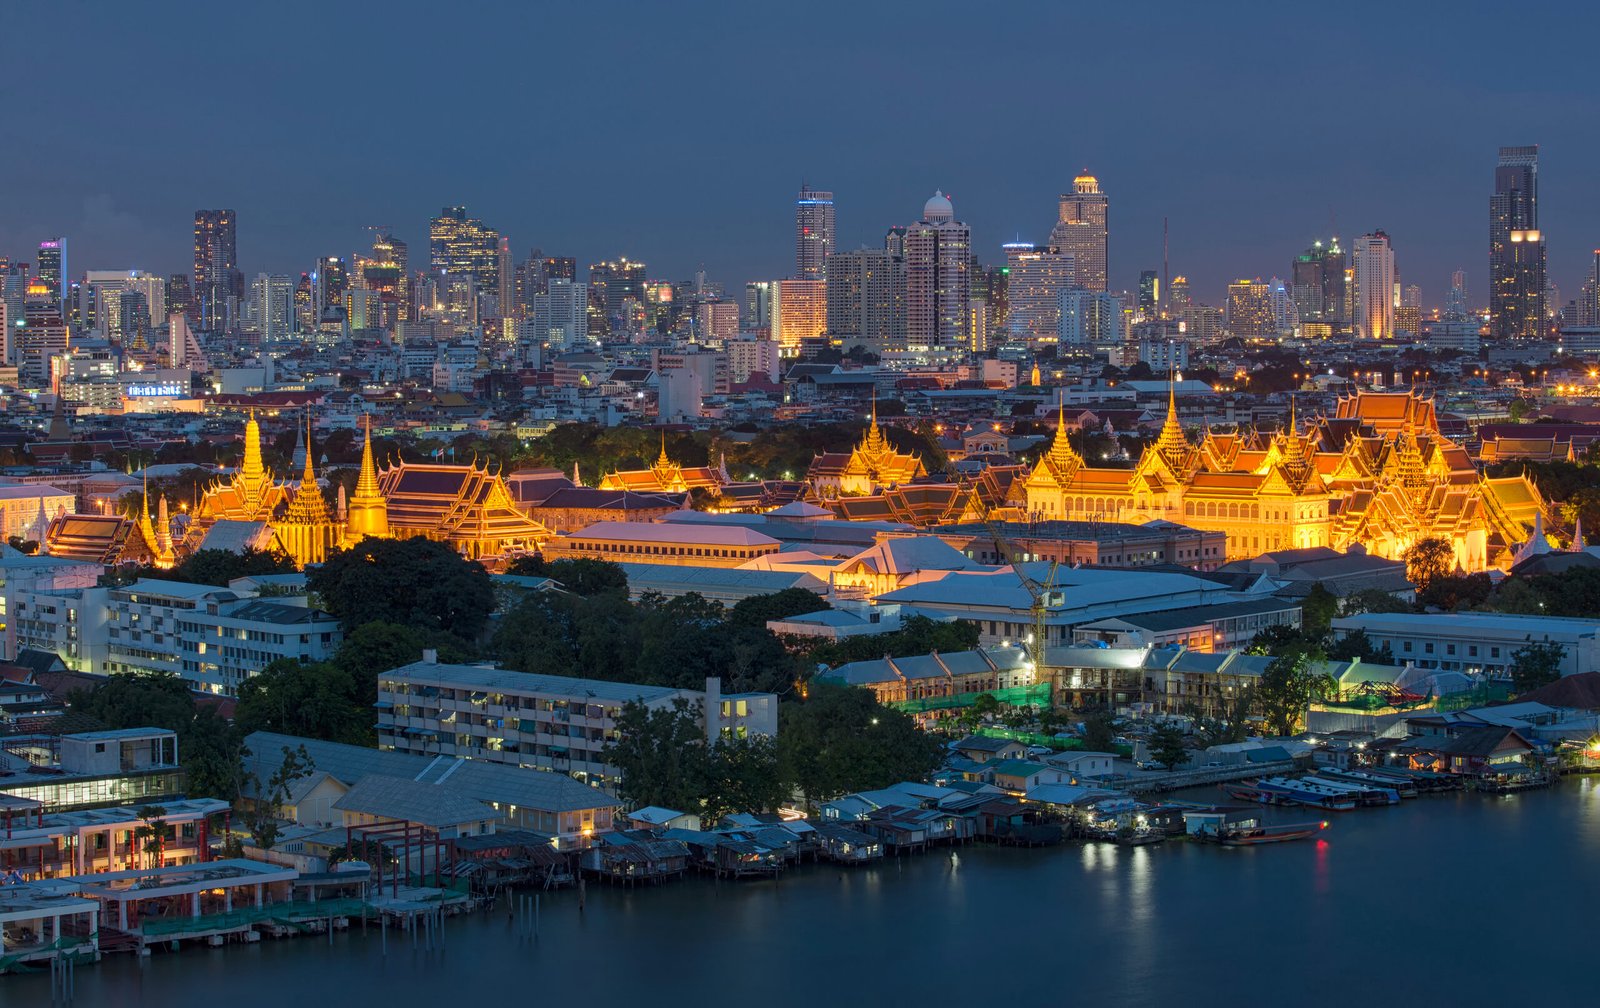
left=1331, top=612, right=1599, bottom=679
left=377, top=656, right=779, bottom=788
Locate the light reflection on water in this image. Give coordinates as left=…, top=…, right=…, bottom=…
left=8, top=784, right=1599, bottom=1006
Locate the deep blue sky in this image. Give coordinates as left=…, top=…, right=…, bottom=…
left=3, top=1, right=1597, bottom=306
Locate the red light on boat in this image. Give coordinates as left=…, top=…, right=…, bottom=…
left=1320, top=821, right=1329, bottom=829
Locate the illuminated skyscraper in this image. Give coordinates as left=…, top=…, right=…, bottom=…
left=744, top=281, right=774, bottom=331
left=363, top=232, right=409, bottom=326
left=1005, top=242, right=1074, bottom=345
left=1059, top=290, right=1124, bottom=347
left=795, top=186, right=835, bottom=280
left=1226, top=279, right=1277, bottom=339
left=1353, top=231, right=1396, bottom=339
left=1445, top=269, right=1470, bottom=320
left=248, top=273, right=296, bottom=343
left=1490, top=145, right=1545, bottom=341
left=36, top=239, right=65, bottom=310
left=1290, top=238, right=1347, bottom=333
left=1049, top=173, right=1109, bottom=292
left=1137, top=270, right=1159, bottom=319
left=315, top=256, right=348, bottom=311
left=532, top=276, right=588, bottom=350
left=771, top=278, right=826, bottom=353
left=194, top=209, right=241, bottom=329
left=588, top=258, right=648, bottom=341
left=429, top=206, right=501, bottom=298
left=905, top=191, right=970, bottom=354
left=165, top=274, right=194, bottom=321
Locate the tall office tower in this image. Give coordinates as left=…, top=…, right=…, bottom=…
left=587, top=258, right=647, bottom=340
left=744, top=280, right=774, bottom=330
left=294, top=273, right=315, bottom=331
left=542, top=256, right=576, bottom=283
left=770, top=278, right=826, bottom=353
left=1226, top=280, right=1278, bottom=339
left=1290, top=238, right=1347, bottom=331
left=1049, top=173, right=1109, bottom=292
left=1352, top=231, right=1396, bottom=339
left=315, top=256, right=348, bottom=310
left=496, top=237, right=515, bottom=318
left=36, top=239, right=65, bottom=309
left=976, top=263, right=1009, bottom=335
left=364, top=232, right=409, bottom=327
left=1577, top=252, right=1600, bottom=326
left=165, top=274, right=194, bottom=320
left=194, top=209, right=241, bottom=329
left=1137, top=270, right=1159, bottom=319
left=696, top=301, right=740, bottom=343
left=249, top=273, right=296, bottom=343
left=1490, top=145, right=1545, bottom=341
left=429, top=206, right=501, bottom=297
left=1445, top=269, right=1470, bottom=319
left=1004, top=242, right=1074, bottom=345
left=119, top=291, right=151, bottom=347
left=1168, top=275, right=1191, bottom=318
left=1, top=263, right=29, bottom=336
left=904, top=192, right=971, bottom=354
left=1059, top=290, right=1124, bottom=347
left=883, top=226, right=907, bottom=260
left=1268, top=278, right=1297, bottom=337
left=795, top=185, right=836, bottom=280
left=531, top=276, right=588, bottom=350
left=825, top=248, right=907, bottom=352
left=14, top=300, right=68, bottom=386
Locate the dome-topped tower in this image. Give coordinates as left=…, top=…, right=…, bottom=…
left=1073, top=172, right=1100, bottom=194
left=922, top=190, right=955, bottom=222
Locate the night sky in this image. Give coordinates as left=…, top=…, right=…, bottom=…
left=3, top=0, right=1597, bottom=304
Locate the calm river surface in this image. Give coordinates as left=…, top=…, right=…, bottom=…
left=13, top=779, right=1600, bottom=1007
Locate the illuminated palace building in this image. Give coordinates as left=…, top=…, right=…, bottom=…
left=1022, top=389, right=1547, bottom=572
left=176, top=412, right=549, bottom=567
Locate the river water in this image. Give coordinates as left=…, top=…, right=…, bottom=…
left=12, top=779, right=1600, bottom=1007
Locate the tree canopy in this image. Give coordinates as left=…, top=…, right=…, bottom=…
left=309, top=536, right=495, bottom=640
left=66, top=671, right=245, bottom=801
left=776, top=682, right=943, bottom=805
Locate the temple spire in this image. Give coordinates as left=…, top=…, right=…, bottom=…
left=656, top=429, right=671, bottom=466
left=241, top=408, right=264, bottom=480
left=346, top=413, right=390, bottom=543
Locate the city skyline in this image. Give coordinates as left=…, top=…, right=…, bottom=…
left=1, top=2, right=1597, bottom=302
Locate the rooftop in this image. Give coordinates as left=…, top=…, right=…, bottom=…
left=384, top=660, right=691, bottom=704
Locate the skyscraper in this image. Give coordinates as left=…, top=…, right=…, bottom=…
left=1226, top=279, right=1278, bottom=339
left=1004, top=242, right=1074, bottom=345
left=1290, top=238, right=1347, bottom=333
left=905, top=191, right=971, bottom=354
left=1059, top=290, right=1124, bottom=347
left=771, top=279, right=826, bottom=353
left=165, top=274, right=194, bottom=321
left=1353, top=231, right=1396, bottom=339
left=1049, top=173, right=1109, bottom=292
left=194, top=209, right=240, bottom=329
left=36, top=239, right=65, bottom=311
left=429, top=206, right=501, bottom=297
left=532, top=276, right=588, bottom=350
left=588, top=258, right=648, bottom=341
left=744, top=281, right=774, bottom=331
left=362, top=232, right=409, bottom=327
left=1490, top=145, right=1545, bottom=341
left=825, top=247, right=907, bottom=352
left=1446, top=269, right=1470, bottom=320
left=795, top=185, right=835, bottom=280
left=248, top=273, right=296, bottom=343
left=315, top=256, right=348, bottom=311
left=1137, top=270, right=1159, bottom=319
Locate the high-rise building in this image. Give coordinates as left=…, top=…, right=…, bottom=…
left=1059, top=290, right=1124, bottom=347
left=248, top=273, right=296, bottom=343
left=1577, top=252, right=1600, bottom=327
left=1445, top=270, right=1470, bottom=320
left=771, top=278, right=826, bottom=353
left=165, top=274, right=194, bottom=321
left=532, top=276, right=588, bottom=350
left=1353, top=231, right=1396, bottom=340
left=361, top=232, right=409, bottom=327
left=903, top=192, right=970, bottom=355
left=795, top=186, right=835, bottom=280
left=193, top=210, right=241, bottom=329
left=1168, top=276, right=1192, bottom=319
left=1490, top=145, right=1545, bottom=341
left=429, top=206, right=501, bottom=297
left=36, top=239, right=65, bottom=311
left=1005, top=242, right=1074, bottom=345
left=1137, top=270, right=1159, bottom=319
left=825, top=247, right=906, bottom=352
left=587, top=258, right=647, bottom=341
left=744, top=281, right=774, bottom=331
left=1226, top=279, right=1278, bottom=339
left=315, top=257, right=348, bottom=311
left=1290, top=238, right=1347, bottom=332
left=1049, top=173, right=1109, bottom=292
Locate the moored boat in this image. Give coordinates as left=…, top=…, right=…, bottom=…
left=1252, top=776, right=1358, bottom=811
left=1303, top=774, right=1401, bottom=806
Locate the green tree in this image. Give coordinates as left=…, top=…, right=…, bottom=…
left=332, top=621, right=473, bottom=704
left=156, top=547, right=298, bottom=586
left=235, top=660, right=373, bottom=745
left=604, top=699, right=712, bottom=813
left=505, top=555, right=630, bottom=597
left=703, top=734, right=783, bottom=823
left=970, top=692, right=1001, bottom=720
left=776, top=683, right=942, bottom=806
left=66, top=671, right=246, bottom=801
left=1342, top=589, right=1414, bottom=616
left=1148, top=725, right=1189, bottom=770
left=1326, top=630, right=1395, bottom=664
left=728, top=588, right=832, bottom=628
left=133, top=806, right=172, bottom=870
left=309, top=536, right=495, bottom=640
left=244, top=745, right=315, bottom=852
left=1419, top=573, right=1492, bottom=612
left=1080, top=711, right=1117, bottom=753
left=1191, top=688, right=1254, bottom=748
left=1300, top=583, right=1340, bottom=636
left=1509, top=640, right=1566, bottom=693
left=1254, top=647, right=1336, bottom=737
left=1403, top=537, right=1456, bottom=592
left=183, top=709, right=247, bottom=802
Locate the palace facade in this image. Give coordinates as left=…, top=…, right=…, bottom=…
left=1021, top=389, right=1547, bottom=572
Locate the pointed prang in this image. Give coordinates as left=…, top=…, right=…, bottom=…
left=572, top=461, right=581, bottom=486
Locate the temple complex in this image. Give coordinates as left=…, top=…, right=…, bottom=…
left=598, top=434, right=727, bottom=493
left=807, top=404, right=927, bottom=497
left=1021, top=387, right=1547, bottom=571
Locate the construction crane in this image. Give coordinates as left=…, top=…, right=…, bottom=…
left=985, top=520, right=1059, bottom=668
